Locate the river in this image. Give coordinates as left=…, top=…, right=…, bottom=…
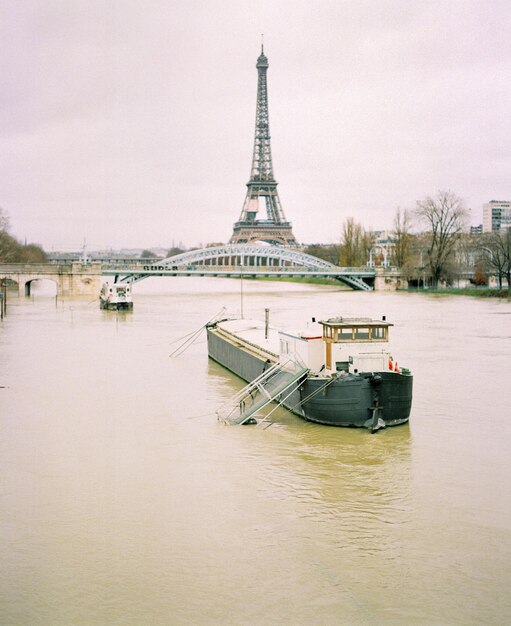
left=1, top=278, right=510, bottom=625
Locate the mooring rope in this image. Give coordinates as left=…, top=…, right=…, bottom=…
left=169, top=307, right=226, bottom=358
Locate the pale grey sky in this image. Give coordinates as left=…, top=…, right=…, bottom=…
left=1, top=0, right=510, bottom=250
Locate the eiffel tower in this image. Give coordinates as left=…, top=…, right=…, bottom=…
left=229, top=45, right=298, bottom=246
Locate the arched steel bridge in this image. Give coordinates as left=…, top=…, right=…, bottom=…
left=103, top=245, right=375, bottom=291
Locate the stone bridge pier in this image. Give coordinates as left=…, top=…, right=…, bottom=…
left=374, top=267, right=408, bottom=291
left=0, top=262, right=102, bottom=297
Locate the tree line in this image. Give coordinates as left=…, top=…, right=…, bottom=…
left=304, top=190, right=510, bottom=290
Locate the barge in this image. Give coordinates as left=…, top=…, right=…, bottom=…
left=207, top=313, right=412, bottom=431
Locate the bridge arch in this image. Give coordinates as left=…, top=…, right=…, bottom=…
left=24, top=278, right=58, bottom=296
left=115, top=244, right=374, bottom=291
left=158, top=244, right=336, bottom=270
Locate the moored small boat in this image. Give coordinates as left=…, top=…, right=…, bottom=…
left=207, top=312, right=412, bottom=431
left=99, top=283, right=133, bottom=311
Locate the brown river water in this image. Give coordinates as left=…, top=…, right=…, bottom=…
left=1, top=278, right=510, bottom=625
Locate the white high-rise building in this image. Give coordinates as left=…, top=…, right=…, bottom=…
left=482, top=200, right=511, bottom=233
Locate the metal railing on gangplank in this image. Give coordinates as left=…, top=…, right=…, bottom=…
left=216, top=358, right=309, bottom=425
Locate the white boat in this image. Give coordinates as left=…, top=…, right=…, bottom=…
left=99, top=283, right=133, bottom=310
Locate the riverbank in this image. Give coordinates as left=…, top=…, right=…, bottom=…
left=409, top=288, right=510, bottom=299
left=245, top=276, right=510, bottom=298
left=243, top=275, right=349, bottom=287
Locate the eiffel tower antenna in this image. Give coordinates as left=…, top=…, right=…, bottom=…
left=229, top=44, right=298, bottom=246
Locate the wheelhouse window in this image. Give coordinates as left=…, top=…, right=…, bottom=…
left=371, top=326, right=387, bottom=340
left=322, top=324, right=388, bottom=342
left=339, top=328, right=353, bottom=340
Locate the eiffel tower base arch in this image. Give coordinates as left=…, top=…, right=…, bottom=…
left=230, top=224, right=298, bottom=247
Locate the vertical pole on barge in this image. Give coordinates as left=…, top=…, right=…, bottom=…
left=265, top=308, right=269, bottom=339
left=240, top=264, right=244, bottom=319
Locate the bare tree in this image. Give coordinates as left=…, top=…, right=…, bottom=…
left=22, top=244, right=47, bottom=263
left=0, top=231, right=18, bottom=262
left=456, top=233, right=486, bottom=285
left=392, top=208, right=413, bottom=268
left=340, top=218, right=368, bottom=267
left=484, top=228, right=511, bottom=290
left=0, top=207, right=9, bottom=232
left=302, top=243, right=341, bottom=265
left=0, top=208, right=20, bottom=262
left=415, top=190, right=468, bottom=288
left=362, top=230, right=375, bottom=266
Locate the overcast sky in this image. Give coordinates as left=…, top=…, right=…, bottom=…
left=1, top=1, right=510, bottom=250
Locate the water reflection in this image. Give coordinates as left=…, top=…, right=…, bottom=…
left=208, top=358, right=413, bottom=561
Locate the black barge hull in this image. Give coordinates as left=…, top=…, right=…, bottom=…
left=207, top=327, right=412, bottom=428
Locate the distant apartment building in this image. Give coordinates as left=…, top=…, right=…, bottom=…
left=470, top=224, right=483, bottom=235
left=368, top=230, right=395, bottom=267
left=482, top=200, right=511, bottom=232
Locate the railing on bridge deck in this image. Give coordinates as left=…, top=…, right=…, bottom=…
left=101, top=262, right=376, bottom=275
left=102, top=262, right=376, bottom=291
